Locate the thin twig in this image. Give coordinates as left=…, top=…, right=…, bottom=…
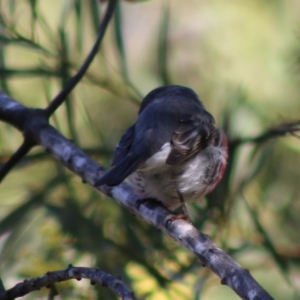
left=0, top=139, right=34, bottom=183
left=231, top=120, right=300, bottom=147
left=0, top=279, right=5, bottom=293
left=0, top=265, right=135, bottom=300
left=45, top=0, right=117, bottom=117
left=47, top=284, right=58, bottom=300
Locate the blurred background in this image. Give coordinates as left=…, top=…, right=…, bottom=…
left=0, top=0, right=300, bottom=299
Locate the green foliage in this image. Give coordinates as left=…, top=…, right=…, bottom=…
left=0, top=0, right=300, bottom=299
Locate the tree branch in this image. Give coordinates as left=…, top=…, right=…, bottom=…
left=0, top=265, right=135, bottom=300
left=0, top=0, right=117, bottom=182
left=231, top=121, right=300, bottom=147
left=45, top=0, right=117, bottom=117
left=0, top=92, right=275, bottom=300
left=0, top=139, right=35, bottom=183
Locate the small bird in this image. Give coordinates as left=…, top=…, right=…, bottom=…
left=95, top=85, right=227, bottom=218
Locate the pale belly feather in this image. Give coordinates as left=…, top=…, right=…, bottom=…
left=129, top=143, right=227, bottom=210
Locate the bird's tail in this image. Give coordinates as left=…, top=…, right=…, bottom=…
left=94, top=154, right=142, bottom=187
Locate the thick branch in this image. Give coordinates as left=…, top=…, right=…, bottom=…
left=0, top=0, right=117, bottom=182
left=0, top=92, right=274, bottom=300
left=0, top=265, right=135, bottom=300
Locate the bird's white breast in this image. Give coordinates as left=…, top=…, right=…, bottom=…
left=129, top=143, right=227, bottom=210
left=143, top=143, right=171, bottom=170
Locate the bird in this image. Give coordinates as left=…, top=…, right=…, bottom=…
left=95, top=85, right=227, bottom=218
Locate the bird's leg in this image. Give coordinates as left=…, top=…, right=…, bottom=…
left=136, top=193, right=192, bottom=227
left=177, top=190, right=190, bottom=219
left=165, top=191, right=192, bottom=227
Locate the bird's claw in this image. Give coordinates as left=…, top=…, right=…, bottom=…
left=165, top=213, right=192, bottom=229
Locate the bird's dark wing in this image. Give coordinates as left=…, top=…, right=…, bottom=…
left=166, top=115, right=215, bottom=165
left=95, top=125, right=151, bottom=187
left=112, top=125, right=135, bottom=166
left=95, top=153, right=146, bottom=187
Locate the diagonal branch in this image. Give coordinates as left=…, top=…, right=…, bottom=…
left=0, top=92, right=275, bottom=300
left=0, top=0, right=117, bottom=183
left=45, top=0, right=117, bottom=117
left=0, top=139, right=34, bottom=183
left=0, top=265, right=135, bottom=300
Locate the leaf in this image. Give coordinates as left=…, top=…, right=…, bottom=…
left=58, top=27, right=78, bottom=143
left=114, top=0, right=129, bottom=80
left=27, top=0, right=38, bottom=39
left=0, top=33, right=54, bottom=55
left=0, top=197, right=41, bottom=236
left=60, top=0, right=74, bottom=28
left=0, top=67, right=60, bottom=78
left=0, top=176, right=63, bottom=236
left=0, top=40, right=10, bottom=93
left=74, top=0, right=83, bottom=52
left=157, top=1, right=170, bottom=85
left=243, top=194, right=292, bottom=286
left=240, top=141, right=275, bottom=189
left=89, top=0, right=101, bottom=34
left=0, top=224, right=27, bottom=267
